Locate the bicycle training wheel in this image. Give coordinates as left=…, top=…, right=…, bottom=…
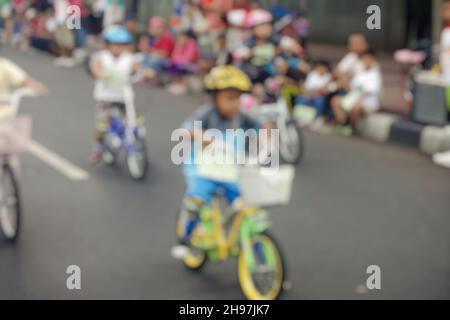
left=126, top=137, right=148, bottom=181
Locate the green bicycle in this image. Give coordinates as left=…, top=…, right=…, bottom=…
left=176, top=195, right=287, bottom=300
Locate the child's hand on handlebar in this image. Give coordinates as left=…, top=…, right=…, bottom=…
left=24, top=78, right=48, bottom=96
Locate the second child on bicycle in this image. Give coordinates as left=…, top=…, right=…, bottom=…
left=89, top=25, right=140, bottom=163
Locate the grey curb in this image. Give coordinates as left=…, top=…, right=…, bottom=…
left=420, top=125, right=450, bottom=155
left=356, top=112, right=400, bottom=143
left=356, top=113, right=450, bottom=155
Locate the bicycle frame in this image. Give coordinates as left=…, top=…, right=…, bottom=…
left=255, top=99, right=297, bottom=159
left=104, top=87, right=143, bottom=154
left=192, top=198, right=271, bottom=265
left=254, top=99, right=291, bottom=135
left=107, top=112, right=136, bottom=152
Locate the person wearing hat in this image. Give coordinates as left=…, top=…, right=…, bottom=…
left=172, top=65, right=265, bottom=255
left=89, top=25, right=139, bottom=163
left=225, top=0, right=260, bottom=51
left=235, top=9, right=280, bottom=85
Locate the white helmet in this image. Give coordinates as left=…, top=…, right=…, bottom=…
left=247, top=9, right=273, bottom=28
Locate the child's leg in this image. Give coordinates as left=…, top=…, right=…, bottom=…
left=90, top=102, right=110, bottom=162
left=180, top=177, right=217, bottom=243
left=331, top=96, right=347, bottom=125
left=349, top=104, right=365, bottom=127
left=166, top=63, right=181, bottom=84
left=94, top=102, right=111, bottom=144
left=313, top=96, right=327, bottom=117
left=168, top=64, right=193, bottom=95
left=143, top=54, right=166, bottom=72
left=296, top=96, right=314, bottom=107
left=223, top=182, right=243, bottom=209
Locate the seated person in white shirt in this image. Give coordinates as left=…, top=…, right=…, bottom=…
left=296, top=61, right=332, bottom=128
left=334, top=33, right=369, bottom=87
left=331, top=50, right=383, bottom=127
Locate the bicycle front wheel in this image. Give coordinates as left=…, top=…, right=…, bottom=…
left=0, top=163, right=21, bottom=243
left=126, top=137, right=148, bottom=181
left=238, top=232, right=286, bottom=300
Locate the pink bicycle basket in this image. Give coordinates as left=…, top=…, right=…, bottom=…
left=0, top=115, right=33, bottom=155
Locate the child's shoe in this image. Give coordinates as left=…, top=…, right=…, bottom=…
left=89, top=146, right=103, bottom=163
left=335, top=125, right=354, bottom=137
left=433, top=151, right=450, bottom=169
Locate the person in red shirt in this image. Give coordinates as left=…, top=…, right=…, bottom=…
left=140, top=17, right=175, bottom=78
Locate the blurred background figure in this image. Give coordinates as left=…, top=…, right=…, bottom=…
left=165, top=29, right=199, bottom=95
left=102, top=0, right=125, bottom=28
left=432, top=0, right=450, bottom=169
left=139, top=16, right=175, bottom=81
left=53, top=0, right=76, bottom=67
left=440, top=0, right=450, bottom=80
left=331, top=49, right=383, bottom=135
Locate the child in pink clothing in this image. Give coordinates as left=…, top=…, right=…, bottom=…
left=171, top=31, right=200, bottom=67
left=166, top=30, right=200, bottom=95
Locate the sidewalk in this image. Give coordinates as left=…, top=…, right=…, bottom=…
left=307, top=43, right=450, bottom=157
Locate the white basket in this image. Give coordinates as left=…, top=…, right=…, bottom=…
left=239, top=165, right=295, bottom=207
left=0, top=115, right=33, bottom=155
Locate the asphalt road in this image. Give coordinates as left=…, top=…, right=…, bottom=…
left=0, top=48, right=449, bottom=299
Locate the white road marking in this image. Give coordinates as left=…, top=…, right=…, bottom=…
left=2, top=124, right=89, bottom=181
left=26, top=140, right=90, bottom=181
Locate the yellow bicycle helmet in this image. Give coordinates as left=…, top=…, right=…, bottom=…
left=204, top=65, right=252, bottom=92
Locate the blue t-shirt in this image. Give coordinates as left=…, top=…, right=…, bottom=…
left=181, top=105, right=261, bottom=178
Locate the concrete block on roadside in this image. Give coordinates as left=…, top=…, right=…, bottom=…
left=356, top=112, right=400, bottom=143
left=420, top=126, right=450, bottom=155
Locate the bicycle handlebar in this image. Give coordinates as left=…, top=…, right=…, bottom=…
left=0, top=88, right=41, bottom=118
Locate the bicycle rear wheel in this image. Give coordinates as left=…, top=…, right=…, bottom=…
left=279, top=120, right=304, bottom=165
left=0, top=163, right=21, bottom=243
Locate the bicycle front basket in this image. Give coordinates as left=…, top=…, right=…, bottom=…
left=239, top=165, right=295, bottom=207
left=0, top=115, right=33, bottom=155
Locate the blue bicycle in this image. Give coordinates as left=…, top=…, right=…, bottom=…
left=101, top=87, right=148, bottom=181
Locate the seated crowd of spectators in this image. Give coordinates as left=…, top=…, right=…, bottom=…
left=0, top=0, right=383, bottom=132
